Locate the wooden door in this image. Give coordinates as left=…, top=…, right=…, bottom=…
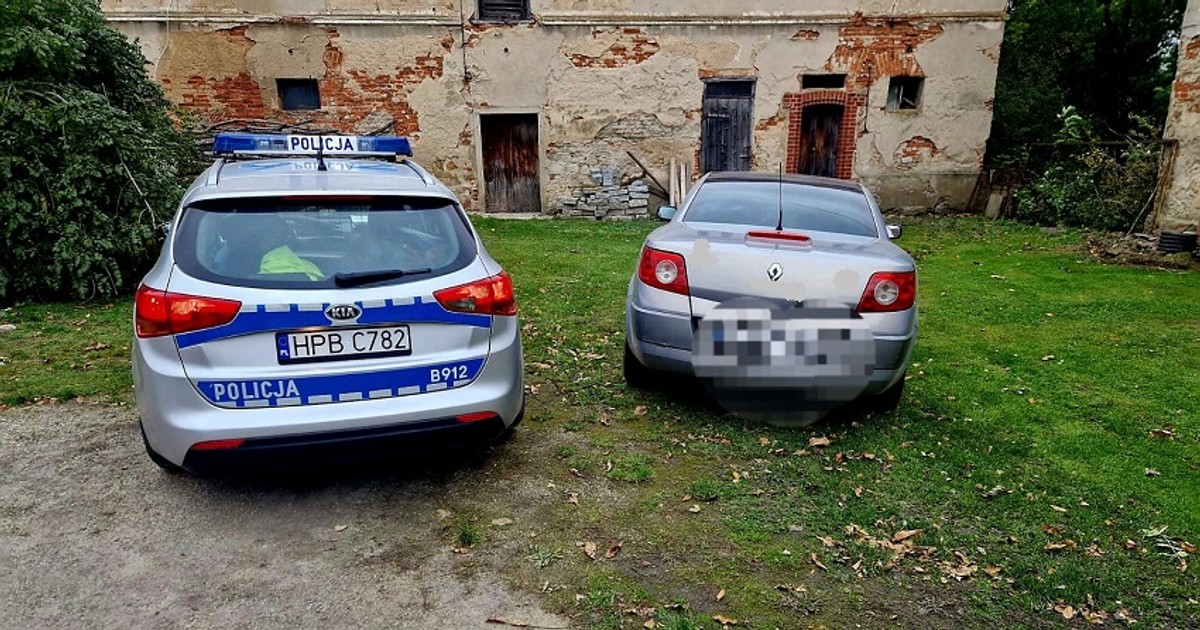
left=701, top=80, right=754, bottom=173
left=481, top=113, right=541, bottom=213
left=798, top=104, right=843, bottom=178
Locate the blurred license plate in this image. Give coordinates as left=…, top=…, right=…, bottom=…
left=277, top=326, right=411, bottom=364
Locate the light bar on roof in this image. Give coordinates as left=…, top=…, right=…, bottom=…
left=212, top=133, right=413, bottom=157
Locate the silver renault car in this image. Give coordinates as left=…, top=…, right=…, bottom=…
left=134, top=133, right=523, bottom=473
left=624, top=172, right=917, bottom=425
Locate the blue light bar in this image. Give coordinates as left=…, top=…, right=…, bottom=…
left=212, top=133, right=413, bottom=157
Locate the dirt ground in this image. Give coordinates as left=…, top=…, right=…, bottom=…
left=0, top=402, right=572, bottom=630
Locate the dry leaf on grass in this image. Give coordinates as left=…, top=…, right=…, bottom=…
left=712, top=614, right=738, bottom=626
left=808, top=436, right=831, bottom=448
left=809, top=553, right=828, bottom=571
left=715, top=589, right=726, bottom=601
left=606, top=541, right=622, bottom=559
left=892, top=529, right=922, bottom=543
left=633, top=405, right=648, bottom=417
left=579, top=541, right=597, bottom=560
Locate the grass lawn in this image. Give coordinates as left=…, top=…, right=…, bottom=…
left=1, top=216, right=1197, bottom=627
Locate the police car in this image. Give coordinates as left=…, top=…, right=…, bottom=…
left=133, top=133, right=524, bottom=473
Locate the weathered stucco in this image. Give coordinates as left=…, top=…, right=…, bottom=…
left=1160, top=0, right=1200, bottom=232
left=103, top=0, right=1007, bottom=214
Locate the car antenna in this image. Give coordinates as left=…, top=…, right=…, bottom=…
left=316, top=132, right=328, bottom=172
left=775, top=162, right=784, bottom=232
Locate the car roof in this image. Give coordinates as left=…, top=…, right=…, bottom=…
left=181, top=157, right=456, bottom=205
left=701, top=171, right=866, bottom=193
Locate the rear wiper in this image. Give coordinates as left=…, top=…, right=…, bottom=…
left=334, top=267, right=431, bottom=287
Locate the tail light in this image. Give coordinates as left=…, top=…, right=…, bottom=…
left=746, top=230, right=812, bottom=244
left=856, top=272, right=917, bottom=313
left=456, top=411, right=499, bottom=423
left=135, top=285, right=242, bottom=338
left=434, top=272, right=517, bottom=316
left=637, top=247, right=689, bottom=295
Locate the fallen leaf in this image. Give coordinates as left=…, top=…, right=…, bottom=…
left=688, top=504, right=702, bottom=513
left=893, top=529, right=923, bottom=543
left=491, top=518, right=514, bottom=527
left=84, top=342, right=111, bottom=352
left=1053, top=603, right=1078, bottom=620
left=758, top=436, right=770, bottom=446
left=712, top=614, right=738, bottom=626
left=1050, top=505, right=1069, bottom=513
left=816, top=536, right=841, bottom=548
left=643, top=621, right=657, bottom=629
left=809, top=553, right=827, bottom=571
left=1041, top=355, right=1056, bottom=361
left=333, top=524, right=348, bottom=532
left=579, top=541, right=597, bottom=560
left=436, top=509, right=452, bottom=520
left=853, top=486, right=864, bottom=497
left=633, top=405, right=648, bottom=417
left=808, top=436, right=831, bottom=448
left=1124, top=539, right=1138, bottom=550
left=605, top=460, right=613, bottom=473
left=566, top=492, right=579, bottom=505
left=485, top=618, right=530, bottom=628
left=983, top=565, right=1003, bottom=578
left=1145, top=468, right=1161, bottom=477
left=715, top=589, right=726, bottom=601
left=606, top=541, right=623, bottom=559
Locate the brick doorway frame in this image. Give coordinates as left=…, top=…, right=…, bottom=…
left=785, top=90, right=865, bottom=180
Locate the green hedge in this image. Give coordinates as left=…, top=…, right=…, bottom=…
left=0, top=0, right=198, bottom=302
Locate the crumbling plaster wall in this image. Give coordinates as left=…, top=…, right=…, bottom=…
left=1160, top=0, right=1200, bottom=232
left=104, top=0, right=1005, bottom=213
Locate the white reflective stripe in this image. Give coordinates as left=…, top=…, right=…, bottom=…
left=308, top=394, right=334, bottom=404
left=239, top=304, right=258, bottom=313
left=361, top=299, right=387, bottom=309
left=391, top=297, right=417, bottom=306
left=369, top=389, right=392, bottom=399
left=265, top=303, right=291, bottom=313
left=396, top=386, right=421, bottom=396
left=338, top=392, right=364, bottom=402
left=297, top=303, right=325, bottom=312
left=243, top=399, right=270, bottom=408
left=426, top=383, right=448, bottom=392
left=276, top=397, right=302, bottom=407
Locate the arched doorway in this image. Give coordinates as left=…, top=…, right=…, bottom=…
left=798, top=104, right=844, bottom=178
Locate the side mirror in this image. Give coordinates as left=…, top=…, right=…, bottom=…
left=656, top=206, right=677, bottom=222
left=886, top=224, right=902, bottom=240
left=159, top=222, right=172, bottom=236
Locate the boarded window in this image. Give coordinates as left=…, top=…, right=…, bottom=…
left=886, top=76, right=924, bottom=110
left=802, top=74, right=847, bottom=89
left=478, top=0, right=529, bottom=21
left=277, top=79, right=320, bottom=111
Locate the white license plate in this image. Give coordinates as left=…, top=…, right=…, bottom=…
left=276, top=326, right=411, bottom=364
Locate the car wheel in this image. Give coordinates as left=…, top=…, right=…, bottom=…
left=140, top=422, right=184, bottom=474
left=867, top=371, right=907, bottom=414
left=623, top=342, right=654, bottom=389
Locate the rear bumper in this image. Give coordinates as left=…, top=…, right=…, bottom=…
left=134, top=316, right=524, bottom=467
left=625, top=298, right=916, bottom=395
left=180, top=412, right=516, bottom=474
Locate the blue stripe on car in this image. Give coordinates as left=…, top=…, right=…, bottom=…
left=196, top=357, right=486, bottom=408
left=175, top=297, right=490, bottom=349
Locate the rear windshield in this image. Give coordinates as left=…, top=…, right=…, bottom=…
left=173, top=196, right=476, bottom=289
left=683, top=181, right=878, bottom=237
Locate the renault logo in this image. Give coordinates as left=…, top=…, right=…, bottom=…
left=767, top=263, right=783, bottom=282
left=325, top=303, right=362, bottom=322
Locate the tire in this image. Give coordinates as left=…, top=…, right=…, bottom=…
left=140, top=422, right=184, bottom=474
left=866, top=371, right=906, bottom=415
left=623, top=342, right=655, bottom=389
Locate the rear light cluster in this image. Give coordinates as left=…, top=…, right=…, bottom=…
left=434, top=272, right=517, bottom=316
left=637, top=246, right=689, bottom=295
left=135, top=285, right=242, bottom=338
left=856, top=272, right=917, bottom=313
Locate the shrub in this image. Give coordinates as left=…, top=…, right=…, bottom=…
left=0, top=0, right=198, bottom=302
left=1015, top=107, right=1163, bottom=233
